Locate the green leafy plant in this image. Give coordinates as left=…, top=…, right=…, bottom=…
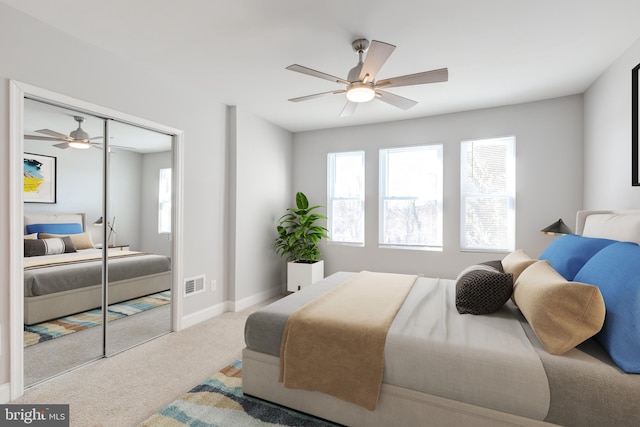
left=274, top=192, right=329, bottom=263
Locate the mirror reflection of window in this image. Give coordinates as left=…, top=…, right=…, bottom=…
left=158, top=168, right=172, bottom=234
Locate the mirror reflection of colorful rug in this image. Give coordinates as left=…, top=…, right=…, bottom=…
left=23, top=291, right=170, bottom=347
left=140, top=359, right=341, bottom=427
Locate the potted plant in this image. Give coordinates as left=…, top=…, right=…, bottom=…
left=274, top=192, right=329, bottom=291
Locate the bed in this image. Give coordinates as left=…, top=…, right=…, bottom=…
left=243, top=210, right=640, bottom=427
left=23, top=212, right=171, bottom=325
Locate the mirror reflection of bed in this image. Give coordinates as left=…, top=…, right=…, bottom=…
left=23, top=99, right=174, bottom=386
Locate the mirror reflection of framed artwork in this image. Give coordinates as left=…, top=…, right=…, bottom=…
left=633, top=63, right=640, bottom=186
left=24, top=152, right=57, bottom=203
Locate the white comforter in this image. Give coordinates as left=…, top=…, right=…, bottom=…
left=384, top=276, right=550, bottom=419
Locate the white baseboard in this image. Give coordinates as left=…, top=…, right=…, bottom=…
left=0, top=382, right=11, bottom=403
left=179, top=301, right=229, bottom=330
left=231, top=285, right=284, bottom=312
left=178, top=284, right=283, bottom=329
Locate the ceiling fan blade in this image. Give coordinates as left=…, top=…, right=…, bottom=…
left=288, top=90, right=345, bottom=103
left=340, top=101, right=358, bottom=117
left=36, top=129, right=70, bottom=139
left=359, top=40, right=396, bottom=83
left=376, top=68, right=448, bottom=89
left=23, top=134, right=61, bottom=141
left=376, top=90, right=418, bottom=111
left=53, top=142, right=71, bottom=149
left=286, top=64, right=349, bottom=86
left=89, top=136, right=103, bottom=140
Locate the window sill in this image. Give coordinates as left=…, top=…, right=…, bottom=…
left=378, top=245, right=443, bottom=252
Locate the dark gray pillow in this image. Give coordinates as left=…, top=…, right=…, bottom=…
left=480, top=260, right=504, bottom=273
left=456, top=265, right=513, bottom=315
left=24, top=237, right=76, bottom=257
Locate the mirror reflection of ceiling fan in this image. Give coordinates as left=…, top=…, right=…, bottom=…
left=287, top=38, right=448, bottom=117
left=23, top=115, right=134, bottom=151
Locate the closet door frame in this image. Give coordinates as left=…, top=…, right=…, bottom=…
left=9, top=80, right=184, bottom=399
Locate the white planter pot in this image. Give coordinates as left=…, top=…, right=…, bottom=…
left=287, top=260, right=324, bottom=292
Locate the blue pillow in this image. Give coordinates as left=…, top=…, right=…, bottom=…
left=574, top=241, right=640, bottom=373
left=539, top=234, right=617, bottom=280
left=26, top=223, right=83, bottom=235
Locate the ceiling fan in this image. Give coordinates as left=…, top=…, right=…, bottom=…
left=286, top=38, right=448, bottom=117
left=24, top=115, right=105, bottom=150
left=24, top=115, right=135, bottom=152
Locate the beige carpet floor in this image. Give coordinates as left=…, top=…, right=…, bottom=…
left=13, top=297, right=280, bottom=426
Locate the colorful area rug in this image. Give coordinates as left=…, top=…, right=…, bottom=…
left=24, top=291, right=170, bottom=347
left=140, top=359, right=342, bottom=427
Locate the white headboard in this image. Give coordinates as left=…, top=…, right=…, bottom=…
left=576, top=210, right=640, bottom=244
left=24, top=212, right=86, bottom=234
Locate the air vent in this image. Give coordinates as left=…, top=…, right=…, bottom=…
left=184, top=274, right=205, bottom=296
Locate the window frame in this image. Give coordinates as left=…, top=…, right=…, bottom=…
left=327, top=150, right=365, bottom=246
left=378, top=144, right=443, bottom=250
left=460, top=136, right=516, bottom=253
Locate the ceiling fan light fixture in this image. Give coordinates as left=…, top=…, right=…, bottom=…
left=68, top=140, right=91, bottom=149
left=346, top=83, right=375, bottom=103
left=69, top=128, right=90, bottom=141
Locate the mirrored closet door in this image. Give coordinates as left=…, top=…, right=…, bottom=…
left=22, top=98, right=173, bottom=386
left=23, top=100, right=105, bottom=386
left=105, top=120, right=173, bottom=356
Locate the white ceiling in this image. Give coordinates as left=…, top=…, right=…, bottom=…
left=5, top=0, right=640, bottom=133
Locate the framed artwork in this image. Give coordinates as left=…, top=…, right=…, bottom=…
left=24, top=152, right=57, bottom=203
left=633, top=63, right=640, bottom=186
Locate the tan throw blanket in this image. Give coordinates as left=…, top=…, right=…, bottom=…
left=279, top=270, right=417, bottom=410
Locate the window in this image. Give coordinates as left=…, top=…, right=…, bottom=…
left=379, top=145, right=443, bottom=248
left=158, top=168, right=172, bottom=234
left=460, top=136, right=515, bottom=251
left=327, top=151, right=365, bottom=244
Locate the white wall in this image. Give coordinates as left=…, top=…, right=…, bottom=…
left=108, top=147, right=144, bottom=249
left=584, top=36, right=640, bottom=208
left=293, top=95, right=584, bottom=279
left=0, top=4, right=228, bottom=390
left=229, top=107, right=293, bottom=306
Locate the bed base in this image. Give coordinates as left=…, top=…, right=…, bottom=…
left=24, top=271, right=171, bottom=325
left=242, top=348, right=558, bottom=427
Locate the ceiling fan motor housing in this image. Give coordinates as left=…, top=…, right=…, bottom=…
left=347, top=63, right=363, bottom=82
left=70, top=116, right=90, bottom=141
left=70, top=128, right=90, bottom=141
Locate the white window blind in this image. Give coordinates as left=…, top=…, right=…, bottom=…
left=379, top=145, right=443, bottom=248
left=158, top=168, right=172, bottom=234
left=460, top=137, right=515, bottom=251
left=327, top=151, right=365, bottom=244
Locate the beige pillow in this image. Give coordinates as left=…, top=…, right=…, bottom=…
left=513, top=260, right=605, bottom=355
left=502, top=249, right=536, bottom=282
left=39, top=232, right=95, bottom=250
left=24, top=233, right=38, bottom=240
